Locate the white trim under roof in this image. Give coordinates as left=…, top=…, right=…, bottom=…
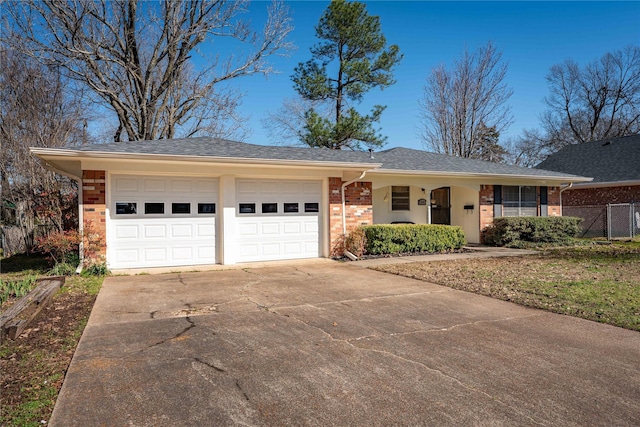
left=370, top=168, right=592, bottom=183
left=569, top=180, right=640, bottom=189
left=29, top=147, right=382, bottom=171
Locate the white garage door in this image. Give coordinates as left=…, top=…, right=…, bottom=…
left=236, top=179, right=321, bottom=262
left=108, top=175, right=218, bottom=269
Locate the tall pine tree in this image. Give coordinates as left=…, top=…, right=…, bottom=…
left=291, top=0, right=402, bottom=150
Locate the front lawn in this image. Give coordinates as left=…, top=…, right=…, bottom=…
left=372, top=241, right=640, bottom=331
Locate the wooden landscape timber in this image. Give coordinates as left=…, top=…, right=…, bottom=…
left=0, top=276, right=65, bottom=343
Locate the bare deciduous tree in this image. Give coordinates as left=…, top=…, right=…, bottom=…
left=263, top=96, right=332, bottom=146
left=1, top=47, right=86, bottom=249
left=541, top=45, right=640, bottom=149
left=420, top=42, right=513, bottom=159
left=5, top=0, right=293, bottom=142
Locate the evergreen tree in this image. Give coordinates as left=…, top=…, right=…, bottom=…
left=291, top=0, right=401, bottom=150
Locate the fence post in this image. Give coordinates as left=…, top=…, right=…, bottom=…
left=633, top=203, right=637, bottom=238
left=607, top=204, right=611, bottom=240
left=630, top=204, right=634, bottom=239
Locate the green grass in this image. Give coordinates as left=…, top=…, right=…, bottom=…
left=2, top=352, right=63, bottom=427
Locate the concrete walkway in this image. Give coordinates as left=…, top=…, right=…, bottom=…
left=49, top=260, right=640, bottom=426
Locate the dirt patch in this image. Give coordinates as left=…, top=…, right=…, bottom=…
left=0, top=286, right=96, bottom=424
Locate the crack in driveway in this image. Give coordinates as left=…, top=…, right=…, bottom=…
left=264, top=304, right=548, bottom=426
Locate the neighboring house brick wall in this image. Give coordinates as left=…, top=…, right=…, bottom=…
left=328, top=177, right=373, bottom=256
left=563, top=185, right=640, bottom=206
left=82, top=170, right=107, bottom=261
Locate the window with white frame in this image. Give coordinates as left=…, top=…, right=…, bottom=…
left=503, top=186, right=537, bottom=216
left=391, top=186, right=410, bottom=211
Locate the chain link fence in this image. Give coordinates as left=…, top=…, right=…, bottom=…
left=564, top=203, right=639, bottom=239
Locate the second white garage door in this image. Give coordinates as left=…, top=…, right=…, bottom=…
left=236, top=179, right=321, bottom=262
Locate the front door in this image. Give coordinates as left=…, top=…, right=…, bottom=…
left=431, top=187, right=451, bottom=225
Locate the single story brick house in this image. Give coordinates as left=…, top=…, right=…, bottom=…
left=32, top=138, right=589, bottom=269
left=536, top=134, right=640, bottom=207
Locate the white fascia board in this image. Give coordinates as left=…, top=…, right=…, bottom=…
left=29, top=147, right=382, bottom=172
left=569, top=180, right=640, bottom=189
left=370, top=168, right=593, bottom=183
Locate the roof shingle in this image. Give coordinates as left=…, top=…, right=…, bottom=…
left=536, top=134, right=640, bottom=183
left=73, top=137, right=585, bottom=179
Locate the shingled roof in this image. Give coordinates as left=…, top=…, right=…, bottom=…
left=44, top=137, right=587, bottom=180
left=537, top=134, right=640, bottom=183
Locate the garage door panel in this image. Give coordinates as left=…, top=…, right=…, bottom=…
left=236, top=179, right=320, bottom=263
left=283, top=222, right=301, bottom=234
left=143, top=178, right=166, bottom=192
left=197, top=223, right=216, bottom=236
left=115, top=224, right=139, bottom=239
left=143, top=247, right=167, bottom=262
left=109, top=175, right=217, bottom=269
left=143, top=224, right=166, bottom=239
left=304, top=221, right=318, bottom=233
left=114, top=177, right=139, bottom=192
left=170, top=247, right=193, bottom=260
left=170, top=179, right=193, bottom=193
left=283, top=242, right=302, bottom=255
left=261, top=222, right=281, bottom=234
left=239, top=222, right=259, bottom=236
left=170, top=224, right=193, bottom=238
left=260, top=181, right=280, bottom=194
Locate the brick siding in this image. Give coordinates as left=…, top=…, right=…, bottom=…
left=82, top=170, right=107, bottom=261
left=479, top=185, right=494, bottom=231
left=562, top=185, right=640, bottom=206
left=548, top=186, right=561, bottom=216
left=328, top=177, right=373, bottom=256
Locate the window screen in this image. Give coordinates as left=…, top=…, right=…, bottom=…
left=391, top=186, right=410, bottom=211
left=503, top=186, right=537, bottom=217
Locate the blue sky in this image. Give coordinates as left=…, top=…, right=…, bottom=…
left=217, top=1, right=640, bottom=151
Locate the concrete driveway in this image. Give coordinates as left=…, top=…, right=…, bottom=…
left=50, top=260, right=640, bottom=426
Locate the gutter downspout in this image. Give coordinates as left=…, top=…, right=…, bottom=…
left=559, top=183, right=573, bottom=216
left=341, top=171, right=368, bottom=236
left=43, top=161, right=84, bottom=274
left=341, top=171, right=369, bottom=261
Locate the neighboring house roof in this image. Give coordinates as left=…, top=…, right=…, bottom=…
left=536, top=134, right=640, bottom=185
left=32, top=137, right=589, bottom=182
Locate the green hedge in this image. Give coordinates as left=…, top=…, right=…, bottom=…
left=483, top=216, right=582, bottom=247
left=361, top=224, right=466, bottom=255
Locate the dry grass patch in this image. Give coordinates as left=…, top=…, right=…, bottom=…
left=372, top=242, right=640, bottom=331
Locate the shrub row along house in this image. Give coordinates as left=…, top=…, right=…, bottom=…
left=31, top=138, right=589, bottom=270
left=537, top=134, right=640, bottom=238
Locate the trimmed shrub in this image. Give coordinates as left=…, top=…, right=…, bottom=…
left=483, top=216, right=582, bottom=248
left=362, top=224, right=466, bottom=255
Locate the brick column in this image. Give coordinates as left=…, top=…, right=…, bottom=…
left=328, top=177, right=373, bottom=257
left=548, top=186, right=561, bottom=216
left=82, top=170, right=107, bottom=262
left=479, top=184, right=494, bottom=231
